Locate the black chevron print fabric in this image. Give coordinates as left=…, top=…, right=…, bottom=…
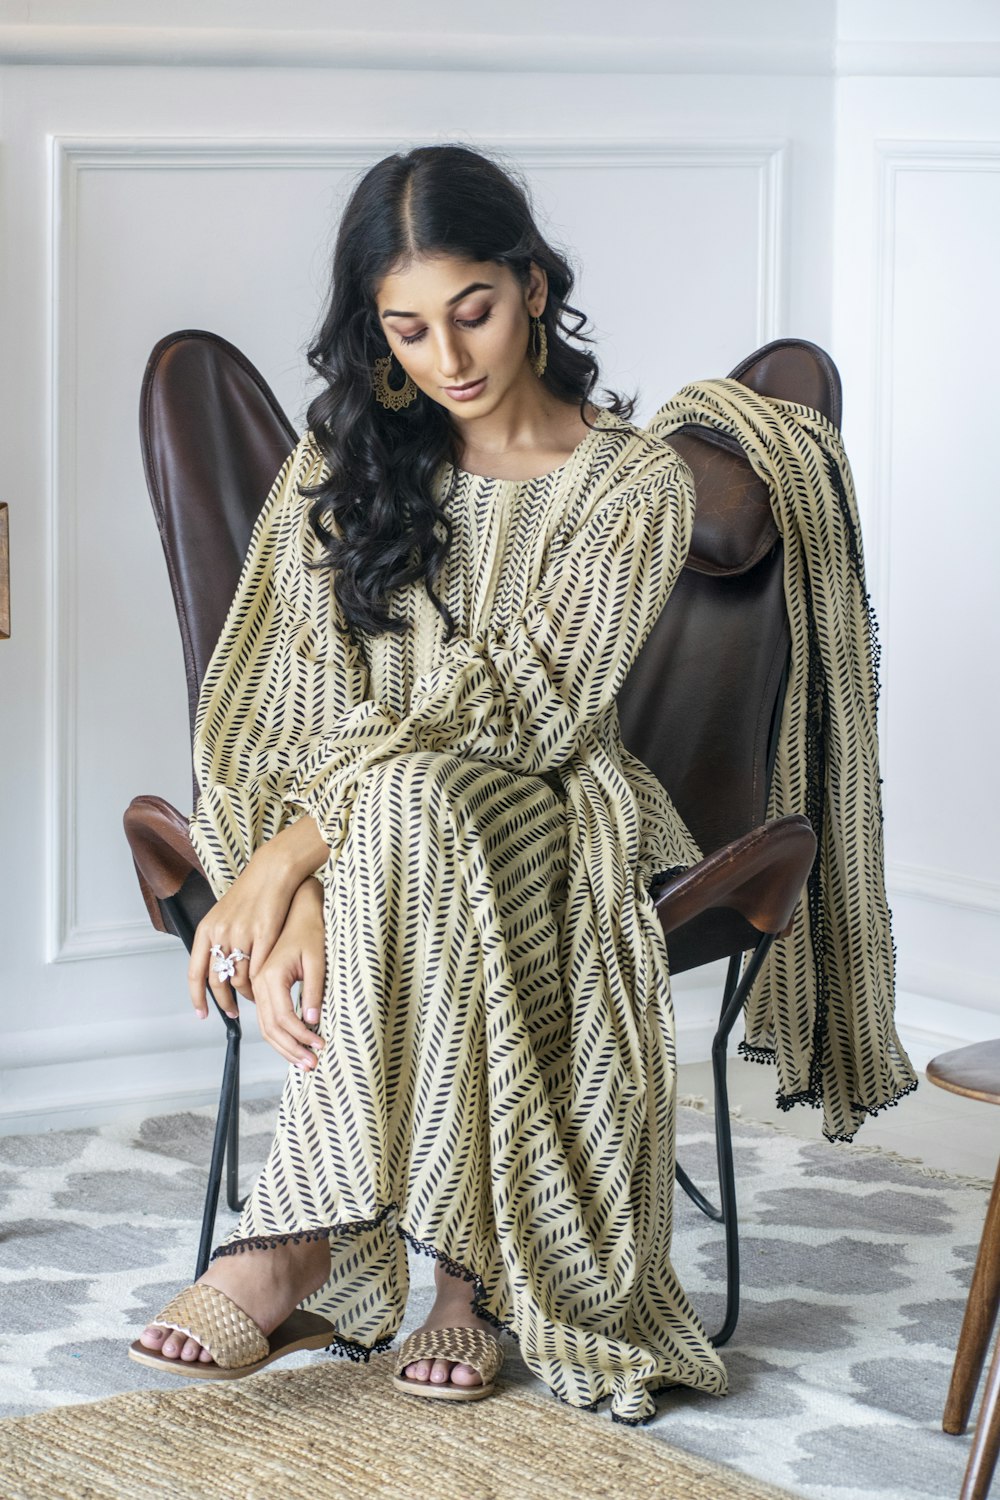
left=189, top=409, right=726, bottom=1424
left=649, top=381, right=917, bottom=1143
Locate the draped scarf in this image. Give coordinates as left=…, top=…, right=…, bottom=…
left=647, top=380, right=917, bottom=1141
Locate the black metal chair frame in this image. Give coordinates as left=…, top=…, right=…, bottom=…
left=154, top=884, right=245, bottom=1277
left=669, top=656, right=789, bottom=1347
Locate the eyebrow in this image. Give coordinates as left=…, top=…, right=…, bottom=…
left=381, top=281, right=494, bottom=319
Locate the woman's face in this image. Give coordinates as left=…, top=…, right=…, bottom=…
left=374, top=254, right=547, bottom=422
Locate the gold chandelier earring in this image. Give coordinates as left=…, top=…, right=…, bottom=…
left=372, top=354, right=418, bottom=411
left=529, top=315, right=548, bottom=379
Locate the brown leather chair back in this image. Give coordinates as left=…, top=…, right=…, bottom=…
left=140, top=330, right=297, bottom=757
left=140, top=331, right=840, bottom=899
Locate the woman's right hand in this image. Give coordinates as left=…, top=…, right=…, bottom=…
left=248, top=877, right=328, bottom=1071
left=188, top=823, right=325, bottom=1021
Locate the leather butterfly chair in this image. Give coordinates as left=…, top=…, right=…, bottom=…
left=125, top=330, right=823, bottom=1345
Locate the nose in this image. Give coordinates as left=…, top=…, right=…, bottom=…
left=434, top=327, right=469, bottom=383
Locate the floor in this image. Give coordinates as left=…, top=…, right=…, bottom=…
left=678, top=1055, right=998, bottom=1182
left=2, top=1052, right=994, bottom=1500
left=1, top=1092, right=989, bottom=1500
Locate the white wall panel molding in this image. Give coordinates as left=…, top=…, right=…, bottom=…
left=0, top=963, right=727, bottom=1132
left=889, top=862, right=1000, bottom=917
left=836, top=41, right=1000, bottom=78
left=14, top=25, right=1000, bottom=78
left=47, top=131, right=788, bottom=966
left=896, top=983, right=1000, bottom=1073
left=898, top=962, right=1000, bottom=1018
left=50, top=134, right=786, bottom=181
left=868, top=139, right=1000, bottom=768
left=1, top=26, right=830, bottom=75
left=3, top=1011, right=228, bottom=1072
left=57, top=919, right=181, bottom=964
left=46, top=131, right=183, bottom=963
left=0, top=1018, right=284, bottom=1133
left=50, top=130, right=785, bottom=351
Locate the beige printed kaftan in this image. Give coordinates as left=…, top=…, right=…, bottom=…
left=189, top=408, right=728, bottom=1424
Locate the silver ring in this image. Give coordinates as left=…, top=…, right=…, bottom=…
left=210, top=944, right=250, bottom=983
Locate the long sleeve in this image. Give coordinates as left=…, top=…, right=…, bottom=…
left=189, top=436, right=389, bottom=897
left=283, top=441, right=695, bottom=870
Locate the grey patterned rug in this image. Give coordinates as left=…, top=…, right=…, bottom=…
left=0, top=1096, right=987, bottom=1500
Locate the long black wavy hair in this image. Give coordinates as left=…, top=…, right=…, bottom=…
left=304, top=143, right=634, bottom=650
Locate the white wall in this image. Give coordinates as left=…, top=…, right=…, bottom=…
left=832, top=6, right=1000, bottom=1071
left=0, top=1, right=994, bottom=1130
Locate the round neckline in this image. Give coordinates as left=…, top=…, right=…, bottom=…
left=452, top=407, right=615, bottom=485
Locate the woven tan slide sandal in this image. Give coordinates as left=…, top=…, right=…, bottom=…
left=392, top=1326, right=504, bottom=1402
left=128, top=1282, right=336, bottom=1380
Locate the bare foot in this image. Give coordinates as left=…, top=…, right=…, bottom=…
left=403, top=1260, right=497, bottom=1388
left=138, top=1235, right=331, bottom=1364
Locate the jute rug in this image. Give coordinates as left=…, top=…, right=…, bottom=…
left=0, top=1095, right=989, bottom=1499
left=0, top=1354, right=797, bottom=1500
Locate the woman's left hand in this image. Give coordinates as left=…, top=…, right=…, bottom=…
left=251, top=875, right=328, bottom=1069
left=189, top=816, right=330, bottom=1019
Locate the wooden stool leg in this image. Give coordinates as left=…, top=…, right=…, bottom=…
left=962, top=1320, right=1000, bottom=1500
left=946, top=1159, right=1000, bottom=1435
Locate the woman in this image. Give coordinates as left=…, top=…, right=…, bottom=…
left=129, top=143, right=727, bottom=1424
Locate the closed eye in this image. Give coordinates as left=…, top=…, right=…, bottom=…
left=458, top=311, right=492, bottom=330
left=399, top=310, right=493, bottom=346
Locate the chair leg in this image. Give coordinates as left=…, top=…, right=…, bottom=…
left=961, top=1318, right=1000, bottom=1500
left=676, top=1160, right=723, bottom=1221
left=156, top=893, right=247, bottom=1275
left=194, top=1002, right=242, bottom=1280
left=225, top=1029, right=245, bottom=1213
left=675, top=954, right=746, bottom=1221
left=709, top=962, right=741, bottom=1350
left=945, top=1158, right=1000, bottom=1434
left=673, top=934, right=777, bottom=1348
left=708, top=933, right=776, bottom=1348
